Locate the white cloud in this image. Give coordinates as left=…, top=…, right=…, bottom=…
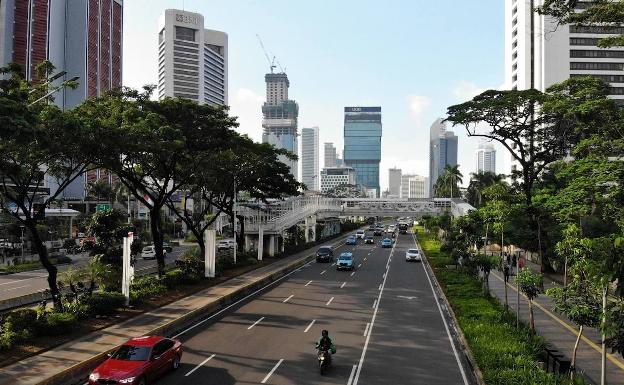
left=406, top=95, right=432, bottom=123
left=228, top=88, right=264, bottom=142
left=452, top=81, right=486, bottom=101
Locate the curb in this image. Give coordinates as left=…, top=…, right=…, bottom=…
left=38, top=251, right=321, bottom=385
left=417, top=237, right=486, bottom=385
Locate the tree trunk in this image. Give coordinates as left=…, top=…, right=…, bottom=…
left=537, top=219, right=544, bottom=273
left=571, top=325, right=583, bottom=380
left=149, top=208, right=165, bottom=278
left=25, top=219, right=62, bottom=309
left=236, top=214, right=245, bottom=253
left=528, top=299, right=535, bottom=335
left=564, top=256, right=568, bottom=287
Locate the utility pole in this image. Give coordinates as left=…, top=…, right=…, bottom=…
left=233, top=179, right=237, bottom=264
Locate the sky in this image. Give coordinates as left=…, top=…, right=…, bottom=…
left=123, top=0, right=507, bottom=190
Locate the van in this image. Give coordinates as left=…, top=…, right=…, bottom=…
left=356, top=230, right=365, bottom=239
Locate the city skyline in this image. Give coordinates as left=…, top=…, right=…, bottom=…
left=121, top=0, right=506, bottom=190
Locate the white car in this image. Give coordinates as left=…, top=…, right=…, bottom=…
left=217, top=239, right=236, bottom=251
left=355, top=230, right=366, bottom=239
left=405, top=248, right=421, bottom=262
left=386, top=225, right=396, bottom=234
left=141, top=245, right=167, bottom=260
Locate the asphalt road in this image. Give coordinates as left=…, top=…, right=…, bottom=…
left=154, top=231, right=471, bottom=385
left=0, top=247, right=190, bottom=302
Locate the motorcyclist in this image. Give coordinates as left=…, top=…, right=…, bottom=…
left=316, top=330, right=335, bottom=363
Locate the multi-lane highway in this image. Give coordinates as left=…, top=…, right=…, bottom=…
left=0, top=247, right=190, bottom=302
left=157, top=231, right=471, bottom=385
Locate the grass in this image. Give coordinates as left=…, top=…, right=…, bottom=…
left=415, top=227, right=574, bottom=385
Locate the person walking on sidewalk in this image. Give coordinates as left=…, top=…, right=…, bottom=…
left=511, top=254, right=517, bottom=275
left=503, top=262, right=510, bottom=283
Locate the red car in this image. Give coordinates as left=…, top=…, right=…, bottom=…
left=88, top=336, right=182, bottom=385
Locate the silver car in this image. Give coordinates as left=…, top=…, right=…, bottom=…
left=405, top=248, right=421, bottom=262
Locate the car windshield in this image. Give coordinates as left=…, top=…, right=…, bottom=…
left=111, top=345, right=151, bottom=361
left=408, top=249, right=419, bottom=253
left=339, top=255, right=352, bottom=260
left=318, top=247, right=331, bottom=252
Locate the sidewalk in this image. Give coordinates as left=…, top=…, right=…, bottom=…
left=487, top=269, right=624, bottom=384
left=0, top=238, right=342, bottom=385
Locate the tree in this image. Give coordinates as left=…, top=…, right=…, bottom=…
left=87, top=179, right=113, bottom=203
left=466, top=171, right=504, bottom=208
left=85, top=209, right=132, bottom=265
left=0, top=62, right=93, bottom=308
left=434, top=165, right=463, bottom=198
left=75, top=88, right=238, bottom=277
left=516, top=268, right=544, bottom=335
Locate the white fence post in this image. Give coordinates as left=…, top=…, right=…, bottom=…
left=204, top=229, right=216, bottom=278
left=122, top=232, right=134, bottom=306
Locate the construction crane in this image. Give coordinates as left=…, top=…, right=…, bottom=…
left=256, top=34, right=276, bottom=73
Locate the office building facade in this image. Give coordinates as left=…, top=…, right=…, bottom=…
left=429, top=118, right=458, bottom=194
left=320, top=167, right=356, bottom=194
left=262, top=73, right=299, bottom=179
left=388, top=168, right=402, bottom=198
left=157, top=9, right=227, bottom=106
left=405, top=175, right=429, bottom=199
left=476, top=142, right=496, bottom=173
left=0, top=0, right=123, bottom=110
left=301, top=127, right=319, bottom=191
left=343, top=106, right=382, bottom=197
left=324, top=142, right=337, bottom=168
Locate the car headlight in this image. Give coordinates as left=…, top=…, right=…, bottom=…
left=119, top=377, right=136, bottom=384
left=89, top=373, right=99, bottom=381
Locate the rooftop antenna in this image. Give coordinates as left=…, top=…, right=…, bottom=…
left=256, top=34, right=276, bottom=74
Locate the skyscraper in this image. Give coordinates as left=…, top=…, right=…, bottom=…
left=476, top=142, right=496, bottom=173
left=0, top=0, right=123, bottom=110
left=429, top=118, right=458, bottom=195
left=401, top=175, right=429, bottom=199
left=301, top=127, right=319, bottom=191
left=343, top=107, right=382, bottom=197
left=262, top=73, right=299, bottom=179
left=157, top=9, right=228, bottom=106
left=388, top=168, right=402, bottom=198
left=324, top=142, right=337, bottom=168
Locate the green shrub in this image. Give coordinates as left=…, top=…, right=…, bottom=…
left=85, top=292, right=126, bottom=316
left=130, top=275, right=167, bottom=303
left=0, top=322, right=18, bottom=350
left=0, top=308, right=37, bottom=346
left=38, top=312, right=77, bottom=336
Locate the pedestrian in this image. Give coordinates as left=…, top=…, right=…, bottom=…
left=503, top=262, right=510, bottom=283
left=511, top=254, right=517, bottom=274
left=519, top=255, right=525, bottom=270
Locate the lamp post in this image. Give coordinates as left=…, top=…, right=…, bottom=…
left=233, top=179, right=237, bottom=265
left=20, top=225, right=25, bottom=262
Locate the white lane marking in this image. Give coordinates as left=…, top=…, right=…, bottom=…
left=304, top=319, right=316, bottom=333
left=347, top=364, right=357, bottom=385
left=352, top=231, right=395, bottom=385
left=283, top=294, right=293, bottom=303
left=350, top=272, right=355, bottom=277
left=4, top=284, right=31, bottom=292
left=364, top=257, right=367, bottom=261
left=326, top=297, right=334, bottom=306
left=372, top=299, right=377, bottom=308
left=363, top=322, right=371, bottom=336
left=184, top=353, right=216, bottom=377
left=320, top=270, right=327, bottom=275
left=358, top=264, right=362, bottom=268
left=383, top=273, right=386, bottom=278
left=261, top=359, right=284, bottom=384
left=331, top=263, right=336, bottom=266
left=340, top=281, right=346, bottom=289
left=247, top=316, right=265, bottom=330
left=410, top=232, right=470, bottom=385
left=378, top=284, right=382, bottom=290
left=305, top=280, right=313, bottom=287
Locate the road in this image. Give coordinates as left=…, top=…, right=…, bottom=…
left=0, top=247, right=191, bottom=302
left=155, top=231, right=471, bottom=385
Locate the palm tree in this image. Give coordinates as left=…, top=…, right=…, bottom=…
left=467, top=171, right=505, bottom=207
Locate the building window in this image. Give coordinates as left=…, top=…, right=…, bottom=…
left=159, top=29, right=165, bottom=45
left=175, top=26, right=196, bottom=42
left=570, top=49, right=624, bottom=58
left=570, top=73, right=624, bottom=83
left=570, top=25, right=624, bottom=34
left=570, top=62, right=624, bottom=70
left=570, top=37, right=601, bottom=46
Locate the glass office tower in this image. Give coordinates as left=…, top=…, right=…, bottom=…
left=343, top=107, right=382, bottom=197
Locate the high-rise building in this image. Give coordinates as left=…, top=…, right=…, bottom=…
left=0, top=0, right=123, bottom=110
left=388, top=168, right=402, bottom=198
left=321, top=167, right=356, bottom=194
left=343, top=107, right=382, bottom=197
left=262, top=73, right=299, bottom=179
left=476, top=141, right=496, bottom=173
left=405, top=175, right=430, bottom=199
left=429, top=118, right=458, bottom=195
left=301, top=127, right=319, bottom=191
left=157, top=9, right=228, bottom=106
left=324, top=142, right=337, bottom=168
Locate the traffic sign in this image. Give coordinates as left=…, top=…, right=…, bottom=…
left=96, top=203, right=112, bottom=212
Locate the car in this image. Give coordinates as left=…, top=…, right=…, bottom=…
left=364, top=235, right=375, bottom=244
left=406, top=248, right=422, bottom=262
left=346, top=235, right=357, bottom=245
left=336, top=252, right=355, bottom=270
left=141, top=246, right=167, bottom=260
left=316, top=246, right=334, bottom=262
left=162, top=241, right=173, bottom=253
left=381, top=238, right=393, bottom=248
left=373, top=228, right=383, bottom=236
left=398, top=223, right=408, bottom=234
left=368, top=225, right=375, bottom=231
left=386, top=225, right=396, bottom=234
left=355, top=230, right=366, bottom=239
left=88, top=336, right=182, bottom=385
left=217, top=239, right=236, bottom=251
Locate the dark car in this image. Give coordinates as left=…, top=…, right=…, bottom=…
left=373, top=228, right=383, bottom=236
left=364, top=236, right=375, bottom=244
left=162, top=242, right=173, bottom=253
left=88, top=336, right=182, bottom=385
left=316, top=246, right=334, bottom=262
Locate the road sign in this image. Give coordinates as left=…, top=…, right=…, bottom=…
left=96, top=203, right=112, bottom=212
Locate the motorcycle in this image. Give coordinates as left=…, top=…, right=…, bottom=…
left=317, top=348, right=331, bottom=375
